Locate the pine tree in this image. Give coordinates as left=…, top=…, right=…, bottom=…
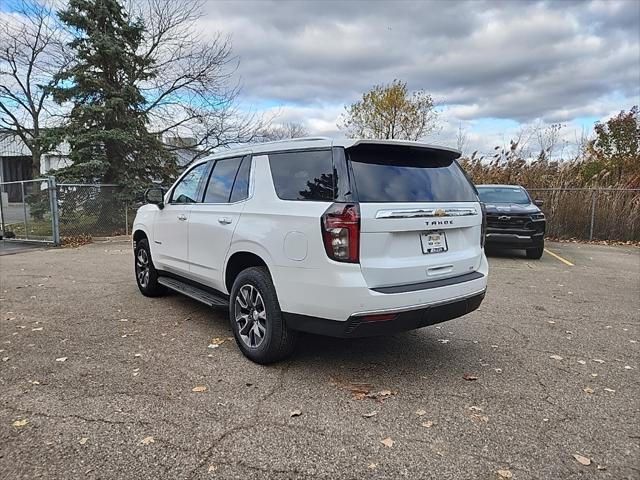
left=51, top=0, right=175, bottom=196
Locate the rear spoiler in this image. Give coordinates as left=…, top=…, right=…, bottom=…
left=345, top=139, right=461, bottom=161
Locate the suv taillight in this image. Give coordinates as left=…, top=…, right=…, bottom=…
left=321, top=203, right=360, bottom=263
left=480, top=202, right=487, bottom=248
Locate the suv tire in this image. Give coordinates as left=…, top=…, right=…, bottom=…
left=526, top=243, right=544, bottom=260
left=229, top=267, right=297, bottom=364
left=134, top=238, right=166, bottom=297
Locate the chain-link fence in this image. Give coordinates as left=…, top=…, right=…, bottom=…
left=528, top=188, right=640, bottom=241
left=0, top=178, right=56, bottom=242
left=3, top=179, right=639, bottom=245
left=56, top=183, right=140, bottom=239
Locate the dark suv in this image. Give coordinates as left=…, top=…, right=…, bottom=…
left=476, top=184, right=546, bottom=259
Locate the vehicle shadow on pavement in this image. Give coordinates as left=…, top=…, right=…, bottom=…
left=163, top=288, right=482, bottom=378
left=291, top=328, right=480, bottom=376
left=484, top=247, right=529, bottom=259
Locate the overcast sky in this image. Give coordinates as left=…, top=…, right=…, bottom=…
left=1, top=0, right=638, bottom=155
left=200, top=0, right=639, bottom=155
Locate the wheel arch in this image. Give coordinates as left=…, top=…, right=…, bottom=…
left=224, top=246, right=274, bottom=295
left=133, top=228, right=148, bottom=246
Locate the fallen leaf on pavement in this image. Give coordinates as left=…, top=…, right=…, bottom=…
left=380, top=437, right=394, bottom=448
left=55, top=357, right=67, bottom=362
left=583, top=387, right=594, bottom=394
left=192, top=386, right=207, bottom=392
left=12, top=419, right=28, bottom=427
left=368, top=463, right=377, bottom=470
left=415, top=409, right=427, bottom=416
left=210, top=337, right=226, bottom=346
left=329, top=377, right=383, bottom=400
left=573, top=453, right=591, bottom=466
left=79, top=437, right=88, bottom=445
left=208, top=465, right=217, bottom=473
left=141, top=436, right=154, bottom=445
left=362, top=411, right=378, bottom=418
left=289, top=409, right=302, bottom=417
left=463, top=373, right=478, bottom=381
left=496, top=469, right=513, bottom=479
left=365, top=389, right=395, bottom=401
left=549, top=354, right=563, bottom=360
left=471, top=414, right=489, bottom=423
left=421, top=421, right=435, bottom=428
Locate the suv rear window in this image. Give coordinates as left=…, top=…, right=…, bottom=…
left=268, top=150, right=334, bottom=201
left=347, top=145, right=477, bottom=202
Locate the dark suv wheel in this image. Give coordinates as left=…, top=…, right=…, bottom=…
left=134, top=238, right=166, bottom=296
left=526, top=242, right=544, bottom=260
left=229, top=267, right=297, bottom=364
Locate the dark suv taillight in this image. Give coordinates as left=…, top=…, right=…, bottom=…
left=321, top=203, right=360, bottom=263
left=480, top=202, right=487, bottom=248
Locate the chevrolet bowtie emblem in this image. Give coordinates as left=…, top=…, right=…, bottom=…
left=433, top=209, right=446, bottom=217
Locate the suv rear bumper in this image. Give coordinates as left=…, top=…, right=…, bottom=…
left=283, top=290, right=485, bottom=338
left=273, top=253, right=488, bottom=324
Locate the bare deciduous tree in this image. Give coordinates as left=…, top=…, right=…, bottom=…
left=130, top=0, right=270, bottom=161
left=0, top=0, right=67, bottom=177
left=257, top=122, right=310, bottom=142
left=455, top=122, right=469, bottom=155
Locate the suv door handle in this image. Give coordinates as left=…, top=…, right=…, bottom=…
left=218, top=217, right=232, bottom=225
left=177, top=214, right=187, bottom=221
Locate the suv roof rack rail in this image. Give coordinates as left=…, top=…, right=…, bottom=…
left=257, top=136, right=331, bottom=146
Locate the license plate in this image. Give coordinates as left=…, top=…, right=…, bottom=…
left=420, top=231, right=447, bottom=254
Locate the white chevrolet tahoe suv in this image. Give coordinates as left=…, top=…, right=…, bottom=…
left=133, top=138, right=488, bottom=363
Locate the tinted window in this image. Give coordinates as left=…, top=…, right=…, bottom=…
left=203, top=157, right=243, bottom=203
left=477, top=187, right=531, bottom=204
left=171, top=162, right=209, bottom=204
left=230, top=156, right=251, bottom=203
left=347, top=146, right=477, bottom=202
left=269, top=150, right=334, bottom=201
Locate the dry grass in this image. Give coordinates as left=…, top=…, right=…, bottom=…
left=460, top=156, right=640, bottom=241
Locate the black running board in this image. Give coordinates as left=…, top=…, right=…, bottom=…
left=158, top=276, right=228, bottom=308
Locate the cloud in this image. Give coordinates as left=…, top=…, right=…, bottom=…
left=198, top=0, right=636, bottom=155
left=201, top=0, right=638, bottom=126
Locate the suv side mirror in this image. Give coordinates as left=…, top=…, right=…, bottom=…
left=145, top=186, right=165, bottom=209
left=534, top=199, right=543, bottom=207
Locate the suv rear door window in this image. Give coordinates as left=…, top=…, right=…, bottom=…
left=203, top=157, right=243, bottom=203
left=229, top=156, right=251, bottom=203
left=347, top=145, right=476, bottom=202
left=269, top=150, right=334, bottom=201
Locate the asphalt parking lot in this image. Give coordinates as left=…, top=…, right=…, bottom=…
left=0, top=240, right=638, bottom=479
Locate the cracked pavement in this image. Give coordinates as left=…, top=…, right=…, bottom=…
left=0, top=240, right=638, bottom=479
